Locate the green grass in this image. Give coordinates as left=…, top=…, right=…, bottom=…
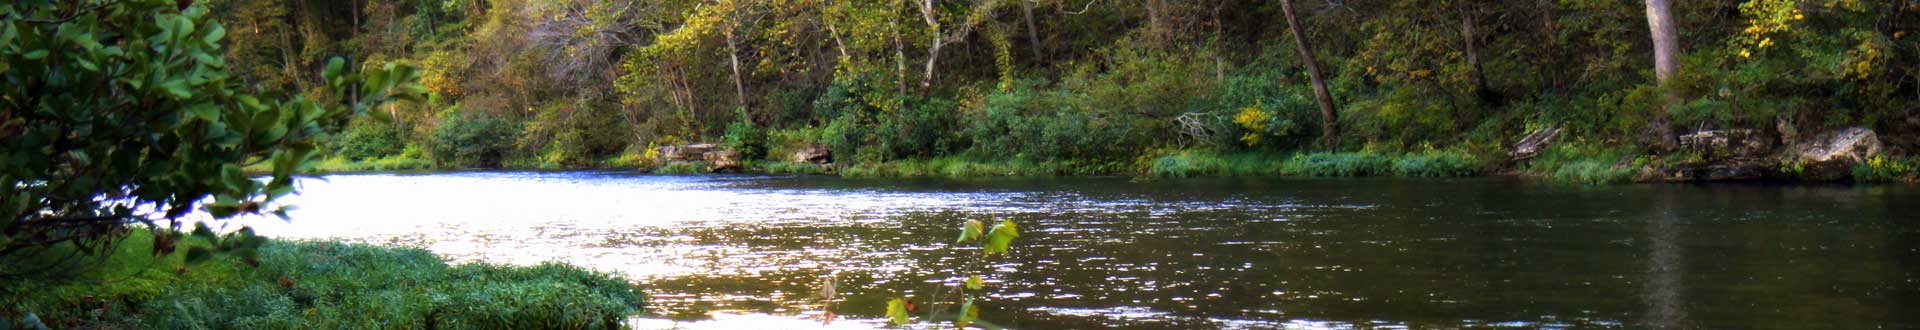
left=761, top=161, right=827, bottom=175
left=651, top=161, right=709, bottom=174
left=2, top=231, right=643, bottom=330
left=1144, top=150, right=1483, bottom=178
left=836, top=157, right=1125, bottom=178
left=1523, top=143, right=1640, bottom=184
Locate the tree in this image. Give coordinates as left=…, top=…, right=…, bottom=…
left=0, top=0, right=423, bottom=274
left=1644, top=0, right=1680, bottom=146
left=1278, top=0, right=1340, bottom=149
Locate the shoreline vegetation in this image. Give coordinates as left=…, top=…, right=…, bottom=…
left=174, top=1, right=1909, bottom=187
left=270, top=146, right=1920, bottom=184
left=2, top=231, right=643, bottom=329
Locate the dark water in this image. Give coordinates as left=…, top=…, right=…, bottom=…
left=235, top=172, right=1920, bottom=329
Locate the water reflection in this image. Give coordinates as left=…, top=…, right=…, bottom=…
left=1641, top=189, right=1686, bottom=329
left=226, top=173, right=1920, bottom=329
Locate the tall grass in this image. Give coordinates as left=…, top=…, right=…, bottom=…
left=1524, top=143, right=1639, bottom=184
left=3, top=232, right=644, bottom=330
left=1145, top=149, right=1482, bottom=178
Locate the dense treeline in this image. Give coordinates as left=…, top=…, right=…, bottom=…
left=207, top=0, right=1919, bottom=179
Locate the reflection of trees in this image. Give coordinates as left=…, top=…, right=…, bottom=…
left=1642, top=188, right=1687, bottom=329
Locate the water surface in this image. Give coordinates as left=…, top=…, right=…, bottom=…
left=234, top=172, right=1920, bottom=329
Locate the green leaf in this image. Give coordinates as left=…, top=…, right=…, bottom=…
left=955, top=219, right=983, bottom=243
left=203, top=22, right=225, bottom=44
left=182, top=246, right=211, bottom=265
left=954, top=298, right=979, bottom=328
left=983, top=220, right=1020, bottom=256
left=22, top=49, right=49, bottom=60
left=965, top=275, right=984, bottom=290
left=191, top=222, right=217, bottom=242
left=323, top=57, right=345, bottom=82
left=185, top=103, right=219, bottom=121
left=886, top=298, right=911, bottom=326
left=159, top=79, right=192, bottom=99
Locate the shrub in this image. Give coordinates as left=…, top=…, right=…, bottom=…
left=428, top=112, right=517, bottom=167
left=722, top=108, right=767, bottom=161
left=1392, top=149, right=1484, bottom=177
left=1853, top=155, right=1919, bottom=183
left=329, top=119, right=409, bottom=160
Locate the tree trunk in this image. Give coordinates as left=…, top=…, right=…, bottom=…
left=1020, top=0, right=1043, bottom=62
left=892, top=0, right=908, bottom=96
left=725, top=28, right=748, bottom=111
left=1645, top=0, right=1681, bottom=148
left=1461, top=5, right=1493, bottom=104
left=1646, top=0, right=1680, bottom=84
left=828, top=23, right=851, bottom=67
left=919, top=0, right=942, bottom=95
left=1279, top=0, right=1340, bottom=150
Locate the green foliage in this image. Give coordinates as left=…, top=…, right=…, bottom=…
left=652, top=161, right=709, bottom=175
left=722, top=108, right=767, bottom=161
left=874, top=218, right=1022, bottom=328
left=58, top=0, right=1917, bottom=180
left=761, top=162, right=826, bottom=175
left=1391, top=149, right=1484, bottom=177
left=981, top=220, right=1020, bottom=257
left=1, top=0, right=420, bottom=272
left=884, top=297, right=910, bottom=326
left=4, top=231, right=643, bottom=329
left=1527, top=143, right=1641, bottom=184
left=522, top=102, right=634, bottom=167
left=1281, top=152, right=1395, bottom=177
left=428, top=112, right=516, bottom=167
left=1853, top=155, right=1919, bottom=183
left=329, top=119, right=409, bottom=160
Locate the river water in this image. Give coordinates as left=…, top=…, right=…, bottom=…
left=232, top=171, right=1920, bottom=329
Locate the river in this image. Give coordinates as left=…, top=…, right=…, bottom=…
left=231, top=171, right=1920, bottom=329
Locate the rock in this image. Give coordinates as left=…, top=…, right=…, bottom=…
left=703, top=149, right=741, bottom=172
left=1788, top=127, right=1882, bottom=181
left=659, top=143, right=719, bottom=162
left=1679, top=129, right=1773, bottom=161
left=1672, top=129, right=1776, bottom=181
left=1509, top=127, right=1563, bottom=161
left=790, top=145, right=831, bottom=164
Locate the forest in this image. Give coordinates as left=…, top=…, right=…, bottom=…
left=6, top=1, right=1920, bottom=328
left=180, top=0, right=1920, bottom=182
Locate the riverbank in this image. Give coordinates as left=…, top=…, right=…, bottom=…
left=280, top=145, right=1919, bottom=184
left=646, top=147, right=1919, bottom=184
left=1, top=231, right=644, bottom=329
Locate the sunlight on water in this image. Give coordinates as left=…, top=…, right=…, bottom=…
left=219, top=172, right=1920, bottom=329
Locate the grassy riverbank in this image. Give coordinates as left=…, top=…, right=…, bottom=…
left=2, top=232, right=644, bottom=329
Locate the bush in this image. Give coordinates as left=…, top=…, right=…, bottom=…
left=329, top=119, right=408, bottom=160
left=963, top=79, right=1136, bottom=161
left=722, top=108, right=767, bottom=161
left=1853, top=155, right=1919, bottom=183
left=428, top=112, right=517, bottom=167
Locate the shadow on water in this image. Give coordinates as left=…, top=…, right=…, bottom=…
left=228, top=172, right=1920, bottom=329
